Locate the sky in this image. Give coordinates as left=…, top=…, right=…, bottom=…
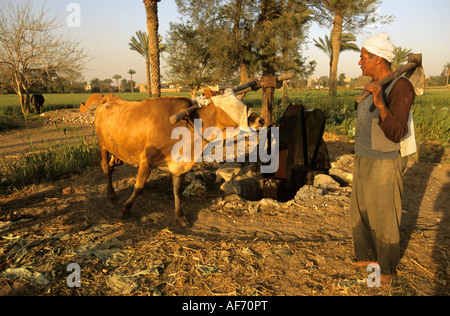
left=3, top=0, right=450, bottom=84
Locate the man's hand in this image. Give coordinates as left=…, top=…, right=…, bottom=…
left=364, top=82, right=389, bottom=121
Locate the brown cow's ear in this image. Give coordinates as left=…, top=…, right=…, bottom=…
left=204, top=87, right=213, bottom=99
left=100, top=94, right=122, bottom=104
left=100, top=96, right=108, bottom=104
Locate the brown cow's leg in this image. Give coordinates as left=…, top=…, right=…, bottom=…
left=173, top=174, right=189, bottom=227
left=100, top=147, right=116, bottom=200
left=121, top=162, right=152, bottom=217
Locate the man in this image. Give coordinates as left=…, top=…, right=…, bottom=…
left=351, top=33, right=416, bottom=287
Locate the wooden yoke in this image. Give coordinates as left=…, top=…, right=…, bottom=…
left=169, top=104, right=201, bottom=124
left=169, top=74, right=294, bottom=124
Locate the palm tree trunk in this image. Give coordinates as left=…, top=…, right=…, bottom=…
left=130, top=74, right=134, bottom=93
left=143, top=0, right=161, bottom=98
left=447, top=68, right=449, bottom=87
left=329, top=13, right=343, bottom=97
left=146, top=59, right=151, bottom=97
left=232, top=0, right=251, bottom=85
left=259, top=0, right=276, bottom=126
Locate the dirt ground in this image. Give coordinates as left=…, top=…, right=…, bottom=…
left=0, top=109, right=449, bottom=296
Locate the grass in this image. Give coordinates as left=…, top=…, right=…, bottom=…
left=0, top=116, right=19, bottom=131
left=412, top=92, right=450, bottom=143
left=0, top=133, right=99, bottom=194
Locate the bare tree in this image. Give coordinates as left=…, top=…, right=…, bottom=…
left=0, top=1, right=88, bottom=115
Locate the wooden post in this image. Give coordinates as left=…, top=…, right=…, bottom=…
left=261, top=75, right=277, bottom=126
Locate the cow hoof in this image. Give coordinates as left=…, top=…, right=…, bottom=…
left=176, top=216, right=189, bottom=227
left=120, top=210, right=131, bottom=218
left=107, top=191, right=117, bottom=201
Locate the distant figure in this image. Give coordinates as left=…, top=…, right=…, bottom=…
left=31, top=94, right=45, bottom=114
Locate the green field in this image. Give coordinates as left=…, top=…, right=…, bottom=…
left=0, top=92, right=189, bottom=116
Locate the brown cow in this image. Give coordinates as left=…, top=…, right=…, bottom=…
left=94, top=94, right=264, bottom=226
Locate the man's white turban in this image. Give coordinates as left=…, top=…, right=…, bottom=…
left=363, top=32, right=395, bottom=63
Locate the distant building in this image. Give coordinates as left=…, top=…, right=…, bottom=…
left=136, top=83, right=148, bottom=93
left=137, top=82, right=190, bottom=93
left=355, top=76, right=371, bottom=90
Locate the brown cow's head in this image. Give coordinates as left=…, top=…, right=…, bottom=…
left=248, top=112, right=265, bottom=129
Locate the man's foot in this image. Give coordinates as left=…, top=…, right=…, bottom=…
left=351, top=260, right=378, bottom=267
left=380, top=273, right=396, bottom=287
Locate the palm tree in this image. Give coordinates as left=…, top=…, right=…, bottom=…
left=127, top=69, right=136, bottom=93
left=129, top=30, right=151, bottom=97
left=143, top=0, right=161, bottom=98
left=314, top=33, right=359, bottom=68
left=392, top=46, right=412, bottom=70
left=443, top=62, right=450, bottom=87
left=311, top=0, right=392, bottom=96
left=305, top=60, right=317, bottom=89
left=112, top=74, right=122, bottom=92
left=129, top=30, right=166, bottom=97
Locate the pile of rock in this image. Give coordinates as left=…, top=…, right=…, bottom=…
left=73, top=112, right=95, bottom=124
left=182, top=170, right=215, bottom=197
left=212, top=154, right=354, bottom=203
left=215, top=162, right=263, bottom=201
left=43, top=109, right=95, bottom=126
left=328, top=154, right=353, bottom=187
left=179, top=155, right=355, bottom=205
